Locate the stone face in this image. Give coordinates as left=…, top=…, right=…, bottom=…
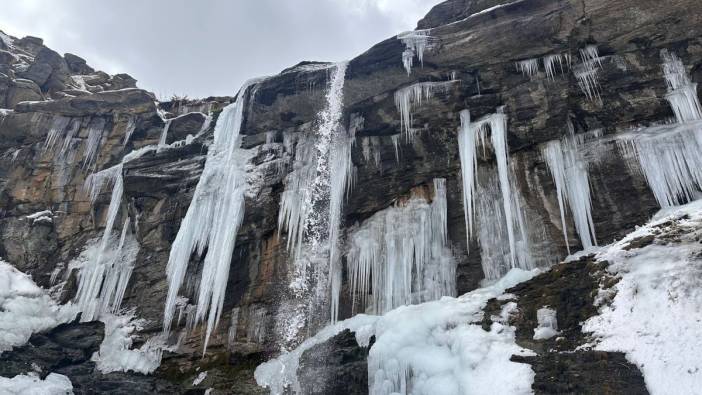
left=14, top=88, right=157, bottom=116
left=165, top=112, right=206, bottom=144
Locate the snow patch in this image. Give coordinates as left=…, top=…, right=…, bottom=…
left=0, top=372, right=73, bottom=395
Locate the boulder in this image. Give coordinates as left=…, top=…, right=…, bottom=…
left=109, top=73, right=138, bottom=90
left=16, top=47, right=70, bottom=94
left=6, top=78, right=43, bottom=108
left=64, top=52, right=94, bottom=75
left=15, top=36, right=44, bottom=56
left=165, top=112, right=206, bottom=144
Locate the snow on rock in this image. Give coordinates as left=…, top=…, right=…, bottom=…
left=0, top=372, right=73, bottom=395
left=583, top=200, right=702, bottom=394
left=92, top=313, right=163, bottom=374
left=25, top=210, right=54, bottom=224
left=0, top=260, right=77, bottom=353
left=533, top=307, right=559, bottom=340
left=192, top=371, right=208, bottom=386
left=256, top=268, right=539, bottom=395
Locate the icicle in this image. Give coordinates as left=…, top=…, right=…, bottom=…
left=543, top=54, right=569, bottom=80
left=345, top=179, right=455, bottom=315
left=43, top=116, right=71, bottom=152
left=457, top=110, right=477, bottom=244
left=394, top=80, right=457, bottom=140
left=158, top=118, right=172, bottom=149
left=541, top=124, right=597, bottom=252
left=397, top=30, right=433, bottom=75
left=163, top=79, right=259, bottom=352
left=122, top=116, right=137, bottom=146
left=82, top=118, right=107, bottom=170
left=661, top=50, right=702, bottom=123
left=516, top=58, right=539, bottom=78
left=573, top=45, right=605, bottom=102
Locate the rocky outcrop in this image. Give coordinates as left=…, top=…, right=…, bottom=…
left=1, top=0, right=702, bottom=392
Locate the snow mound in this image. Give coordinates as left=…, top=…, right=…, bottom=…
left=0, top=372, right=73, bottom=395
left=0, top=260, right=77, bottom=353
left=583, top=200, right=702, bottom=394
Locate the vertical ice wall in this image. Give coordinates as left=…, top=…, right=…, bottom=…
left=162, top=80, right=257, bottom=351
left=345, top=179, right=455, bottom=315
left=541, top=123, right=597, bottom=252
left=661, top=51, right=702, bottom=123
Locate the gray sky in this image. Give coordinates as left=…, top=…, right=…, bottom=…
left=0, top=0, right=443, bottom=99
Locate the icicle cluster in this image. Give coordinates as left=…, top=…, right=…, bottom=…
left=394, top=80, right=457, bottom=140
left=76, top=164, right=139, bottom=321
left=661, top=50, right=702, bottom=123
left=573, top=45, right=605, bottom=102
left=345, top=179, right=455, bottom=315
left=43, top=115, right=106, bottom=169
left=541, top=123, right=597, bottom=252
left=162, top=80, right=257, bottom=351
left=457, top=108, right=533, bottom=278
left=397, top=30, right=434, bottom=75
left=514, top=53, right=571, bottom=80
left=618, top=51, right=702, bottom=207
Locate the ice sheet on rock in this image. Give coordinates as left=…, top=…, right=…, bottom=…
left=345, top=179, right=455, bottom=315
left=0, top=372, right=74, bottom=395
left=533, top=307, right=559, bottom=340
left=0, top=260, right=77, bottom=353
left=163, top=79, right=259, bottom=352
left=92, top=313, right=163, bottom=374
left=583, top=200, right=702, bottom=394
left=395, top=80, right=457, bottom=140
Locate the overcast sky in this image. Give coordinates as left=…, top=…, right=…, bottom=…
left=0, top=0, right=443, bottom=99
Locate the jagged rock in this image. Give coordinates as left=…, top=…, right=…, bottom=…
left=13, top=88, right=156, bottom=116
left=15, top=36, right=44, bottom=56
left=64, top=52, right=94, bottom=75
left=6, top=78, right=43, bottom=107
left=17, top=46, right=70, bottom=94
left=109, top=73, right=138, bottom=90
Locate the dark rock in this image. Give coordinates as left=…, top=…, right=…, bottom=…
left=417, top=0, right=508, bottom=29
left=17, top=46, right=70, bottom=94
left=109, top=73, right=138, bottom=90
left=6, top=78, right=43, bottom=107
left=165, top=112, right=206, bottom=144
left=64, top=52, right=95, bottom=75
left=15, top=36, right=44, bottom=56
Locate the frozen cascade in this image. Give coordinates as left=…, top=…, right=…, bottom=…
left=618, top=51, right=702, bottom=207
left=457, top=108, right=530, bottom=273
left=162, top=80, right=257, bottom=351
left=661, top=50, right=702, bottom=123
left=275, top=62, right=351, bottom=346
left=397, top=30, right=433, bottom=75
left=345, top=179, right=455, bottom=315
left=541, top=124, right=597, bottom=252
left=158, top=118, right=173, bottom=148
left=394, top=80, right=457, bottom=140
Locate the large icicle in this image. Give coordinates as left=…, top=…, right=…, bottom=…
left=397, top=30, right=433, bottom=75
left=163, top=80, right=257, bottom=351
left=541, top=124, right=598, bottom=252
left=394, top=80, right=457, bottom=140
left=457, top=108, right=533, bottom=277
left=573, top=45, right=605, bottom=102
left=345, top=179, right=455, bottom=315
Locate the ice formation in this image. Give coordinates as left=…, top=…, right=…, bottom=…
left=617, top=51, right=702, bottom=207
left=0, top=372, right=74, bottom=394
left=573, top=45, right=605, bottom=102
left=122, top=115, right=137, bottom=145
left=543, top=53, right=571, bottom=80
left=457, top=108, right=532, bottom=275
left=92, top=313, right=163, bottom=374
left=533, top=307, right=559, bottom=340
left=345, top=179, right=455, bottom=315
left=276, top=62, right=351, bottom=330
left=583, top=200, right=702, bottom=394
left=395, top=80, right=457, bottom=140
left=397, top=30, right=433, bottom=75
left=516, top=58, right=539, bottom=78
left=0, top=260, right=77, bottom=353
left=541, top=124, right=597, bottom=252
left=163, top=80, right=258, bottom=351
left=255, top=268, right=538, bottom=395
left=76, top=148, right=148, bottom=322
left=661, top=50, right=702, bottom=123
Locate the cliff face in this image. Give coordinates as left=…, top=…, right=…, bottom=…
left=1, top=0, right=702, bottom=392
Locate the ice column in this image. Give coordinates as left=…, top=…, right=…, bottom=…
left=397, top=30, right=433, bottom=75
